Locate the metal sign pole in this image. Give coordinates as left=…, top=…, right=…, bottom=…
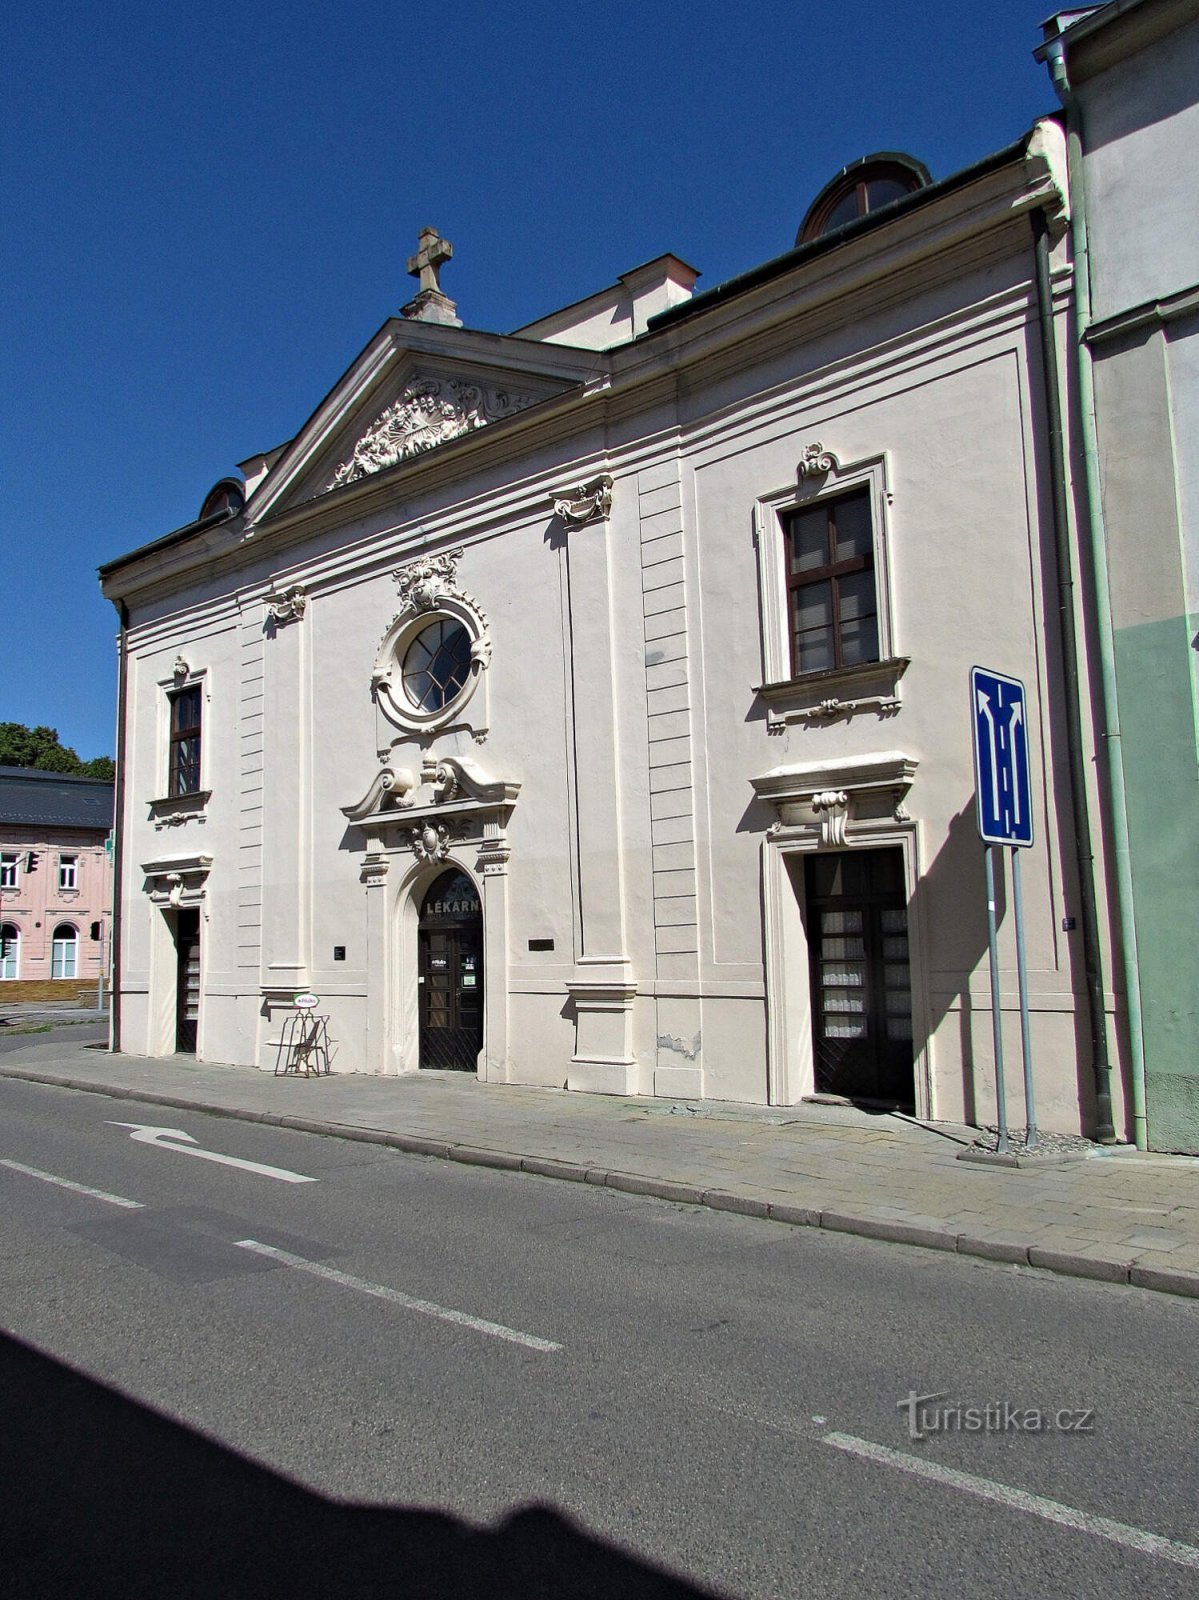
left=1010, top=846, right=1037, bottom=1149
left=984, top=844, right=1009, bottom=1154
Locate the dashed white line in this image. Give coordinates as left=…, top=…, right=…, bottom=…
left=0, top=1157, right=143, bottom=1210
left=235, top=1239, right=563, bottom=1353
left=824, top=1431, right=1199, bottom=1571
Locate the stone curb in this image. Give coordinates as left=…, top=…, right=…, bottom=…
left=5, top=1064, right=1199, bottom=1302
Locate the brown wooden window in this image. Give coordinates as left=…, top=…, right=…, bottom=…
left=797, top=154, right=930, bottom=244
left=783, top=486, right=878, bottom=675
left=168, top=684, right=202, bottom=797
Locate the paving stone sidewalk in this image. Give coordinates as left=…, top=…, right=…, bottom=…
left=1, top=1033, right=1197, bottom=1299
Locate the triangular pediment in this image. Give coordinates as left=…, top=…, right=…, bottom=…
left=243, top=320, right=599, bottom=528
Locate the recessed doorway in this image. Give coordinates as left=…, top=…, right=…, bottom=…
left=418, top=868, right=483, bottom=1072
left=804, top=848, right=913, bottom=1109
left=174, top=907, right=200, bottom=1054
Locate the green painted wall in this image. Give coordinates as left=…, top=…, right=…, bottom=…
left=1114, top=610, right=1199, bottom=1153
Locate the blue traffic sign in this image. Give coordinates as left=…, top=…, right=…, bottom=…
left=971, top=667, right=1033, bottom=847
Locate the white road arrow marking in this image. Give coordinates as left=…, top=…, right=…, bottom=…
left=106, top=1122, right=317, bottom=1184
left=976, top=689, right=1000, bottom=821
left=1007, top=698, right=1025, bottom=827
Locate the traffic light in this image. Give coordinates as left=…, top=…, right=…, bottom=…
left=24, top=851, right=39, bottom=873
left=90, top=921, right=102, bottom=941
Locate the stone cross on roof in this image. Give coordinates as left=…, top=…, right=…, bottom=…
left=401, top=227, right=461, bottom=327
left=407, top=227, right=452, bottom=293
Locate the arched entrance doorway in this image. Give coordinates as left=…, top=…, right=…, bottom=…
left=418, top=867, right=483, bottom=1071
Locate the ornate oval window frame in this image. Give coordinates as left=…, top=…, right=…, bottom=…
left=372, top=550, right=491, bottom=736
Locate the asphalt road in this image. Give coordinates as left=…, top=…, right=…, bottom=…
left=0, top=1075, right=1195, bottom=1599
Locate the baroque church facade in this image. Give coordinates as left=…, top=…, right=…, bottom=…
left=102, top=113, right=1138, bottom=1139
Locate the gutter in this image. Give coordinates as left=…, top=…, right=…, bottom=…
left=1040, top=38, right=1148, bottom=1148
left=646, top=135, right=1031, bottom=334
left=98, top=504, right=239, bottom=584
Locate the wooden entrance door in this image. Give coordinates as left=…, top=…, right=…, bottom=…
left=418, top=869, right=483, bottom=1072
left=175, top=908, right=200, bottom=1054
left=804, top=848, right=913, bottom=1108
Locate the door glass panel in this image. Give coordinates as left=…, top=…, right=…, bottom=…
left=820, top=936, right=865, bottom=960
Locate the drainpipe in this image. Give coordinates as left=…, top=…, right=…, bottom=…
left=109, top=597, right=130, bottom=1054
left=1043, top=42, right=1149, bottom=1149
left=1031, top=205, right=1115, bottom=1142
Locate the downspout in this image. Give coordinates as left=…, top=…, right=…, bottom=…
left=109, top=597, right=130, bottom=1054
left=1044, top=42, right=1149, bottom=1148
left=1031, top=204, right=1114, bottom=1142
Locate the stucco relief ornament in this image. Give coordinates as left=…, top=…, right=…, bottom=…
left=552, top=474, right=613, bottom=525
left=326, top=379, right=535, bottom=490
left=265, top=585, right=307, bottom=625
left=394, top=549, right=464, bottom=614
left=410, top=822, right=453, bottom=863
left=797, top=443, right=839, bottom=478
left=811, top=789, right=850, bottom=848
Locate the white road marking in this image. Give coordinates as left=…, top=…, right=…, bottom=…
left=824, top=1431, right=1199, bottom=1572
left=107, top=1122, right=316, bottom=1184
left=235, top=1239, right=563, bottom=1353
left=0, top=1157, right=143, bottom=1210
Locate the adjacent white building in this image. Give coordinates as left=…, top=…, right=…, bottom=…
left=101, top=114, right=1134, bottom=1137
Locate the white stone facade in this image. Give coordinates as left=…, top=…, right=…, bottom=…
left=102, top=117, right=1134, bottom=1137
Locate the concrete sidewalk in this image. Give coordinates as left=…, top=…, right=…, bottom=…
left=1, top=1035, right=1197, bottom=1299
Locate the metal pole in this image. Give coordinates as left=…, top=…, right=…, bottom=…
left=1011, top=847, right=1037, bottom=1149
left=985, top=845, right=1009, bottom=1153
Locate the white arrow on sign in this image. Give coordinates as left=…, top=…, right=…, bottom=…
left=976, top=688, right=1000, bottom=821
left=106, top=1122, right=317, bottom=1184
left=1007, top=699, right=1024, bottom=827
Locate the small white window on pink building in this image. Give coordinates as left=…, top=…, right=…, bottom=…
left=51, top=924, right=78, bottom=979
left=0, top=854, right=18, bottom=890
left=58, top=855, right=78, bottom=891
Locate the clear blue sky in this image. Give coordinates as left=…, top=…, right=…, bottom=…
left=1, top=0, right=1057, bottom=762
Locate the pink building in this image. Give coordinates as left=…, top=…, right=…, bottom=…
left=0, top=767, right=114, bottom=996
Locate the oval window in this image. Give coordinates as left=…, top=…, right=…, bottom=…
left=401, top=619, right=472, bottom=712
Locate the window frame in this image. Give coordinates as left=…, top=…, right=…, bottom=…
left=782, top=485, right=879, bottom=677
left=754, top=450, right=896, bottom=692
left=0, top=854, right=17, bottom=891
left=167, top=680, right=204, bottom=798
left=796, top=154, right=931, bottom=244
left=0, top=922, right=19, bottom=980
left=51, top=922, right=78, bottom=980
left=58, top=854, right=78, bottom=892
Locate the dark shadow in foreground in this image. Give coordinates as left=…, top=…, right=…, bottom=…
left=0, top=1330, right=728, bottom=1599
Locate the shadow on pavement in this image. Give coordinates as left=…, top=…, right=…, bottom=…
left=0, top=1330, right=726, bottom=1599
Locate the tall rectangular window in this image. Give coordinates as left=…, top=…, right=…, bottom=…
left=0, top=854, right=17, bottom=890
left=169, top=684, right=203, bottom=797
left=783, top=485, right=878, bottom=675
left=58, top=855, right=77, bottom=891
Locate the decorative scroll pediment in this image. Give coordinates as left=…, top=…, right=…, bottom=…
left=141, top=853, right=213, bottom=908
left=751, top=752, right=917, bottom=844
left=326, top=377, right=537, bottom=491
left=342, top=755, right=520, bottom=826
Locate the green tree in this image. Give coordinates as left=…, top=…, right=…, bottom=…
left=0, top=723, right=113, bottom=778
